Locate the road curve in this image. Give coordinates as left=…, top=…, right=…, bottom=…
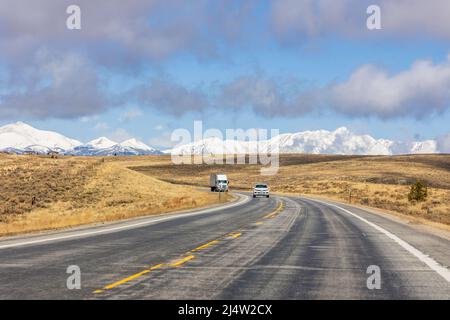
left=0, top=193, right=449, bottom=299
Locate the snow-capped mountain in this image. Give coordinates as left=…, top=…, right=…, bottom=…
left=71, top=137, right=118, bottom=155
left=118, top=138, right=155, bottom=151
left=0, top=121, right=82, bottom=152
left=166, top=127, right=439, bottom=156
left=90, top=139, right=161, bottom=156
left=0, top=122, right=161, bottom=155
left=70, top=137, right=161, bottom=156
left=86, top=137, right=117, bottom=149
left=0, top=122, right=442, bottom=156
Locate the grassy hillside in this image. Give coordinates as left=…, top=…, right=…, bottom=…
left=1, top=153, right=448, bottom=236
left=0, top=154, right=223, bottom=236
left=132, top=154, right=450, bottom=226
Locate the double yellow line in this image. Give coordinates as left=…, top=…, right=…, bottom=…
left=94, top=200, right=285, bottom=295
left=94, top=231, right=243, bottom=294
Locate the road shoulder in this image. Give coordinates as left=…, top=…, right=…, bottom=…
left=0, top=192, right=249, bottom=249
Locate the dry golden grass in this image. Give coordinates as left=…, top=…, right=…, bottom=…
left=0, top=154, right=99, bottom=218
left=2, top=153, right=448, bottom=236
left=0, top=154, right=225, bottom=236
left=132, top=154, right=450, bottom=226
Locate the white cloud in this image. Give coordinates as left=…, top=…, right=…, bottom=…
left=80, top=115, right=99, bottom=123
left=148, top=131, right=175, bottom=148
left=330, top=55, right=450, bottom=118
left=382, top=0, right=450, bottom=39
left=218, top=75, right=319, bottom=116
left=119, top=108, right=143, bottom=122
left=93, top=122, right=109, bottom=131
left=153, top=124, right=165, bottom=131
left=0, top=0, right=257, bottom=65
left=107, top=128, right=134, bottom=143
left=437, top=133, right=450, bottom=153
left=271, top=0, right=362, bottom=38
left=0, top=50, right=106, bottom=119
left=134, top=78, right=209, bottom=115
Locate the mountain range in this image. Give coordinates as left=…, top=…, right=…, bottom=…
left=165, top=127, right=437, bottom=156
left=0, top=122, right=160, bottom=155
left=0, top=121, right=441, bottom=156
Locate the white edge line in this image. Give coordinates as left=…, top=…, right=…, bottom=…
left=309, top=198, right=450, bottom=283
left=0, top=193, right=250, bottom=250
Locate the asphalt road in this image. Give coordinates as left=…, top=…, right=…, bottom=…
left=0, top=193, right=449, bottom=300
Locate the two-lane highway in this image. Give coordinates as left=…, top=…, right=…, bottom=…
left=0, top=193, right=449, bottom=299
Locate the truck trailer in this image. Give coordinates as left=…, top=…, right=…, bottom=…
left=210, top=174, right=229, bottom=192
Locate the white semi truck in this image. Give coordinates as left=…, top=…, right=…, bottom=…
left=210, top=174, right=229, bottom=192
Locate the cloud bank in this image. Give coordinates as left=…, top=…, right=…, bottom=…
left=271, top=0, right=450, bottom=40
left=130, top=55, right=450, bottom=120
left=0, top=50, right=106, bottom=119
left=331, top=55, right=450, bottom=118
left=1, top=1, right=450, bottom=121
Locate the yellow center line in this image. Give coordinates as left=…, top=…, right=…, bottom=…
left=93, top=210, right=255, bottom=294
left=103, top=269, right=150, bottom=290
left=149, top=263, right=164, bottom=270
left=170, top=255, right=195, bottom=267
left=263, top=201, right=284, bottom=219
left=93, top=227, right=242, bottom=294
left=94, top=263, right=164, bottom=293
left=228, top=232, right=242, bottom=239
left=191, top=240, right=220, bottom=252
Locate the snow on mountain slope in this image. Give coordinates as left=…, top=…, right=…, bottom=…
left=71, top=138, right=161, bottom=156
left=165, top=137, right=259, bottom=155
left=0, top=122, right=441, bottom=156
left=0, top=121, right=82, bottom=151
left=93, top=139, right=161, bottom=156
left=0, top=122, right=161, bottom=155
left=166, top=127, right=438, bottom=156
left=118, top=138, right=154, bottom=151
left=71, top=137, right=118, bottom=155
left=86, top=137, right=117, bottom=149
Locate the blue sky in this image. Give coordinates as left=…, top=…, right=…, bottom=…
left=1, top=0, right=450, bottom=148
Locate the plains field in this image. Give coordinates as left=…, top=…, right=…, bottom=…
left=0, top=154, right=224, bottom=236
left=132, top=154, right=450, bottom=227
left=1, top=153, right=449, bottom=236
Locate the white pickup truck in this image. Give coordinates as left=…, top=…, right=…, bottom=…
left=253, top=183, right=269, bottom=198
left=210, top=174, right=229, bottom=192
